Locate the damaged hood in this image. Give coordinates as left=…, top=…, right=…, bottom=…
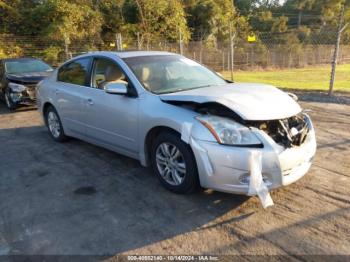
left=6, top=71, right=52, bottom=85
left=160, top=83, right=302, bottom=121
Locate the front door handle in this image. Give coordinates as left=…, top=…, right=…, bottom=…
left=55, top=89, right=60, bottom=95
left=87, top=98, right=94, bottom=105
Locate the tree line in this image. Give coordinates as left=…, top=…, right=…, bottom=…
left=0, top=0, right=349, bottom=61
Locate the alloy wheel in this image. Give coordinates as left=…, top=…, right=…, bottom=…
left=47, top=111, right=61, bottom=138
left=155, top=142, right=187, bottom=186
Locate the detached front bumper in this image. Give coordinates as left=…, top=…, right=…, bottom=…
left=191, top=116, right=317, bottom=195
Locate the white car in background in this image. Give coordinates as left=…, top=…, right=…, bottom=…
left=37, top=51, right=316, bottom=195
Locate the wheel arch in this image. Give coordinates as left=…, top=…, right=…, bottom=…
left=42, top=102, right=54, bottom=116
left=143, top=126, right=181, bottom=167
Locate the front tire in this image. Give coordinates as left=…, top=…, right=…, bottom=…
left=45, top=106, right=67, bottom=142
left=151, top=132, right=199, bottom=194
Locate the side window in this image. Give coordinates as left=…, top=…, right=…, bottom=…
left=92, top=58, right=128, bottom=89
left=57, top=58, right=91, bottom=86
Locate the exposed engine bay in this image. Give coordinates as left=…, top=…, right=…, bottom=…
left=248, top=114, right=309, bottom=148
left=164, top=100, right=310, bottom=148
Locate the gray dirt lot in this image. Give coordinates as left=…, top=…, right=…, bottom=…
left=0, top=98, right=349, bottom=258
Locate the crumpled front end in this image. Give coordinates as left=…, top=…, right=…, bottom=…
left=190, top=113, right=316, bottom=194
left=8, top=83, right=37, bottom=105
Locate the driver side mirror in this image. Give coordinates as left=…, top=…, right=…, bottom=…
left=104, top=82, right=128, bottom=95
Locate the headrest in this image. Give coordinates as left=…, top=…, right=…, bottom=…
left=105, top=66, right=123, bottom=82
left=141, top=67, right=151, bottom=82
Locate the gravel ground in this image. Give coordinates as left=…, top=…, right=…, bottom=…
left=0, top=95, right=349, bottom=259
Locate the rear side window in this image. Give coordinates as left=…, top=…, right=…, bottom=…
left=57, top=58, right=91, bottom=86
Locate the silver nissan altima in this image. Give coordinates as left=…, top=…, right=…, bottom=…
left=37, top=51, right=316, bottom=195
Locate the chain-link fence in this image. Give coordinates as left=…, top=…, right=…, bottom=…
left=0, top=32, right=350, bottom=68
left=1, top=31, right=350, bottom=90
left=2, top=31, right=350, bottom=68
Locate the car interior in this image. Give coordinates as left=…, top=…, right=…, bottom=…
left=93, top=59, right=128, bottom=89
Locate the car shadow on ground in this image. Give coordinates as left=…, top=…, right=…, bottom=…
left=0, top=125, right=250, bottom=255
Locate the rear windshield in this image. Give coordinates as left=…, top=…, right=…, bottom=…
left=5, top=59, right=53, bottom=74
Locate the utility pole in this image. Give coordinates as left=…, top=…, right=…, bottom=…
left=137, top=32, right=141, bottom=50
left=115, top=33, right=119, bottom=51
left=298, top=9, right=302, bottom=28
left=119, top=33, right=123, bottom=51
left=329, top=4, right=348, bottom=95
left=63, top=32, right=70, bottom=60
left=199, top=27, right=203, bottom=63
left=179, top=27, right=183, bottom=55
left=64, top=38, right=70, bottom=60
left=116, top=33, right=123, bottom=51
left=229, top=23, right=236, bottom=82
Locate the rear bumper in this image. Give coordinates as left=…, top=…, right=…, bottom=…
left=191, top=116, right=317, bottom=195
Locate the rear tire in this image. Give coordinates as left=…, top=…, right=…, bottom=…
left=151, top=131, right=199, bottom=194
left=45, top=106, right=67, bottom=142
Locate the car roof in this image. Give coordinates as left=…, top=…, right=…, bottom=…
left=77, top=51, right=178, bottom=59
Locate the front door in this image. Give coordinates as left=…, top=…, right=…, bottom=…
left=83, top=57, right=139, bottom=154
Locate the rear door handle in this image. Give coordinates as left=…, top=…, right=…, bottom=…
left=87, top=98, right=94, bottom=105
left=55, top=89, right=60, bottom=95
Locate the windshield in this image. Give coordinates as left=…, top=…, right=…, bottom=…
left=123, top=55, right=227, bottom=94
left=5, top=59, right=53, bottom=74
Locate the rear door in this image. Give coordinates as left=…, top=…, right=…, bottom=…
left=55, top=57, right=92, bottom=135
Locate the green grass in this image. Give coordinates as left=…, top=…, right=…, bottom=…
left=221, top=64, right=350, bottom=92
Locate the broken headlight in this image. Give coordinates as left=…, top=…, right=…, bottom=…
left=9, top=82, right=26, bottom=93
left=196, top=115, right=262, bottom=146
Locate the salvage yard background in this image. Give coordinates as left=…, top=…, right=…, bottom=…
left=1, top=0, right=350, bottom=258
left=1, top=32, right=350, bottom=92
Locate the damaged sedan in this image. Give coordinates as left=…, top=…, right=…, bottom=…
left=0, top=58, right=53, bottom=110
left=37, top=51, right=316, bottom=197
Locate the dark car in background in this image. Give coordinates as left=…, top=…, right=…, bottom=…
left=0, top=58, right=53, bottom=110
